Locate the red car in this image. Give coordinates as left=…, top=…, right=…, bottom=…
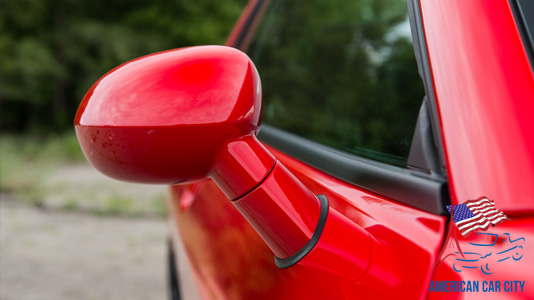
left=74, top=0, right=534, bottom=299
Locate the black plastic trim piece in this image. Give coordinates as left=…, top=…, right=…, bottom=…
left=275, top=195, right=329, bottom=269
left=233, top=0, right=265, bottom=50
left=168, top=240, right=182, bottom=300
left=510, top=0, right=534, bottom=70
left=407, top=98, right=441, bottom=174
left=258, top=125, right=449, bottom=215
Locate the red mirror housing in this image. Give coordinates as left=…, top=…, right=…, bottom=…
left=75, top=46, right=265, bottom=190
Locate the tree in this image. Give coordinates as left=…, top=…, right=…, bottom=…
left=0, top=0, right=246, bottom=133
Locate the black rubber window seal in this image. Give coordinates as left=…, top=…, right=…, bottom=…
left=275, top=195, right=329, bottom=269
left=259, top=125, right=448, bottom=215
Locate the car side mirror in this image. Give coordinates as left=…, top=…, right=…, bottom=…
left=75, top=46, right=381, bottom=280
left=75, top=46, right=265, bottom=194
left=75, top=45, right=319, bottom=255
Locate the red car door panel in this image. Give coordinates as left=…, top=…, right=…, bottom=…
left=168, top=144, right=447, bottom=299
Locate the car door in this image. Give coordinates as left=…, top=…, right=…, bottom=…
left=167, top=0, right=449, bottom=299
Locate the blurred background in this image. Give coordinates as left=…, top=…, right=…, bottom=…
left=0, top=0, right=246, bottom=298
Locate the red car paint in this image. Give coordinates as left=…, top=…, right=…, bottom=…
left=421, top=0, right=534, bottom=213
left=168, top=147, right=447, bottom=299
left=421, top=0, right=534, bottom=298
left=232, top=161, right=321, bottom=259
left=74, top=0, right=534, bottom=299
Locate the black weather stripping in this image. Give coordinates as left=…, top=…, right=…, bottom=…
left=274, top=195, right=329, bottom=269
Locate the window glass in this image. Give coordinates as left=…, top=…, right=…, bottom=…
left=247, top=0, right=425, bottom=166
left=515, top=0, right=534, bottom=66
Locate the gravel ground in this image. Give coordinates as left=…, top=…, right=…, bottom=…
left=0, top=195, right=168, bottom=300
left=40, top=164, right=167, bottom=217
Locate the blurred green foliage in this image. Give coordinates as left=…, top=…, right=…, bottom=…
left=0, top=0, right=247, bottom=133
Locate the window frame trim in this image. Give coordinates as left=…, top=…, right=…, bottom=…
left=258, top=125, right=448, bottom=214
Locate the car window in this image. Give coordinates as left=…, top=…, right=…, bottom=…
left=247, top=0, right=425, bottom=167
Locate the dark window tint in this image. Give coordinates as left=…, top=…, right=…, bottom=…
left=514, top=0, right=534, bottom=68
left=248, top=0, right=425, bottom=166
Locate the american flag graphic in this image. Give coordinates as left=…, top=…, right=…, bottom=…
left=446, top=197, right=509, bottom=237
